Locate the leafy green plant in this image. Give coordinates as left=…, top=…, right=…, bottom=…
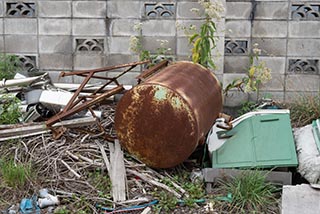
left=88, top=169, right=112, bottom=200
left=223, top=44, right=272, bottom=101
left=187, top=0, right=224, bottom=68
left=284, top=93, right=320, bottom=127
left=54, top=206, right=71, bottom=214
left=152, top=189, right=178, bottom=212
left=0, top=159, right=32, bottom=188
left=0, top=94, right=22, bottom=124
left=0, top=54, right=21, bottom=79
left=218, top=170, right=279, bottom=213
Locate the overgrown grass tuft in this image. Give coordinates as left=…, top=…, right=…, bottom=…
left=285, top=93, right=320, bottom=127
left=218, top=170, right=279, bottom=213
left=0, top=159, right=32, bottom=188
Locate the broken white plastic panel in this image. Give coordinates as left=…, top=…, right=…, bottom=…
left=39, top=90, right=74, bottom=107
left=0, top=74, right=47, bottom=88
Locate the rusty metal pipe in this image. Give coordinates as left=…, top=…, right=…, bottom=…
left=60, top=60, right=150, bottom=77
left=115, top=61, right=223, bottom=168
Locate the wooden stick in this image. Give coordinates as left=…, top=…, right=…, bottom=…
left=96, top=140, right=111, bottom=173
left=60, top=159, right=81, bottom=179
left=127, top=169, right=182, bottom=198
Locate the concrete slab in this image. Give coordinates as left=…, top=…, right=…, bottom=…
left=281, top=184, right=320, bottom=214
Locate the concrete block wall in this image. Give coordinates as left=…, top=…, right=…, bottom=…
left=0, top=0, right=319, bottom=106
left=224, top=0, right=320, bottom=106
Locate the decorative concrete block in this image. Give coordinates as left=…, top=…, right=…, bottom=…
left=144, top=2, right=175, bottom=19
left=224, top=56, right=249, bottom=73
left=73, top=54, right=106, bottom=70
left=259, top=74, right=285, bottom=91
left=111, top=19, right=139, bottom=36
left=6, top=2, right=36, bottom=17
left=38, top=1, right=72, bottom=18
left=258, top=56, right=286, bottom=74
left=107, top=1, right=141, bottom=19
left=73, top=1, right=107, bottom=18
left=5, top=35, right=37, bottom=53
left=72, top=19, right=106, bottom=36
left=75, top=38, right=105, bottom=53
left=252, top=21, right=287, bottom=38
left=226, top=2, right=251, bottom=19
left=142, top=20, right=176, bottom=36
left=289, top=21, right=320, bottom=38
left=39, top=53, right=72, bottom=70
left=251, top=38, right=287, bottom=56
left=285, top=74, right=320, bottom=92
left=39, top=19, right=71, bottom=35
left=4, top=18, right=37, bottom=34
left=225, top=20, right=251, bottom=37
left=142, top=36, right=176, bottom=54
left=39, top=36, right=72, bottom=53
left=106, top=54, right=139, bottom=67
left=287, top=39, right=320, bottom=57
left=254, top=2, right=289, bottom=20
left=288, top=58, right=319, bottom=75
left=108, top=36, right=131, bottom=54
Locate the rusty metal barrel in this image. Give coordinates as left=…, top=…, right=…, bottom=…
left=115, top=61, right=223, bottom=168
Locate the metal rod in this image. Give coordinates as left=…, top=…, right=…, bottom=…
left=46, top=85, right=124, bottom=127
left=60, top=60, right=150, bottom=77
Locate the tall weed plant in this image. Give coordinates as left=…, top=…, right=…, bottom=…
left=0, top=54, right=21, bottom=79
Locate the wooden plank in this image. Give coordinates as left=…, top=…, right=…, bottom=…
left=0, top=117, right=97, bottom=139
left=109, top=139, right=126, bottom=202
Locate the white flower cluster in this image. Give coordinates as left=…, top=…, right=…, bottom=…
left=129, top=36, right=140, bottom=53
left=198, top=0, right=225, bottom=19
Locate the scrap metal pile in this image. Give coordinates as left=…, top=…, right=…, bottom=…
left=0, top=60, right=217, bottom=213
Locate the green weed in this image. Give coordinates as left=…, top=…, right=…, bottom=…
left=152, top=189, right=178, bottom=213
left=0, top=54, right=21, bottom=79
left=218, top=170, right=279, bottom=213
left=0, top=94, right=22, bottom=124
left=0, top=159, right=32, bottom=188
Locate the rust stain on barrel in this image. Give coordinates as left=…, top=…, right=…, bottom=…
left=115, top=61, right=222, bottom=168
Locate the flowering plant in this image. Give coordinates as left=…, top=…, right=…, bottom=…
left=188, top=0, right=224, bottom=68
left=223, top=44, right=272, bottom=97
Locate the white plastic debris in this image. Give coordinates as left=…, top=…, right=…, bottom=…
left=294, top=125, right=320, bottom=184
